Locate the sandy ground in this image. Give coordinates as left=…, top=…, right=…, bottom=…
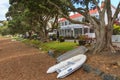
left=0, top=37, right=119, bottom=80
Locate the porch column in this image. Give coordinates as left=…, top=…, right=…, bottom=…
left=64, top=29, right=66, bottom=37
left=82, top=27, right=84, bottom=35
left=88, top=28, right=90, bottom=33
left=62, top=29, right=64, bottom=36
left=72, top=28, right=75, bottom=37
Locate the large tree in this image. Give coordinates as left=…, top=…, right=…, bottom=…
left=6, top=1, right=31, bottom=34
left=7, top=0, right=60, bottom=41
left=7, top=0, right=120, bottom=53
left=48, top=0, right=120, bottom=54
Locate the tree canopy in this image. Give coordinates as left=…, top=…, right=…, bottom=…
left=7, top=0, right=60, bottom=40
left=6, top=0, right=120, bottom=53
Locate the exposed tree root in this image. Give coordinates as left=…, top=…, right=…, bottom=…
left=92, top=42, right=105, bottom=54
left=110, top=45, right=116, bottom=53
left=92, top=44, right=120, bottom=54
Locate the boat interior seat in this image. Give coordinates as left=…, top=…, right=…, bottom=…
left=56, top=61, right=75, bottom=73
left=67, top=61, right=75, bottom=65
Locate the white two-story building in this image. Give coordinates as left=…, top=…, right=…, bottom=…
left=58, top=2, right=118, bottom=38
left=58, top=10, right=97, bottom=38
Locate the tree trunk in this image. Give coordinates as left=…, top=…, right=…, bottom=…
left=41, top=23, right=49, bottom=42
left=93, top=27, right=106, bottom=54
left=93, top=25, right=115, bottom=54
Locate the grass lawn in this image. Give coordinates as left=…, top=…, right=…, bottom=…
left=41, top=41, right=78, bottom=57
left=12, top=36, right=78, bottom=57
left=21, top=38, right=78, bottom=57
left=42, top=41, right=77, bottom=51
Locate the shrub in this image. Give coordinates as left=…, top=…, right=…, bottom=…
left=52, top=34, right=57, bottom=41
left=58, top=36, right=65, bottom=42
left=78, top=35, right=87, bottom=45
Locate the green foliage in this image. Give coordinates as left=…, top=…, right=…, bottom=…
left=59, top=36, right=64, bottom=39
left=0, top=21, right=10, bottom=35
left=22, top=39, right=42, bottom=48
left=7, top=0, right=60, bottom=40
left=12, top=35, right=23, bottom=41
left=42, top=41, right=77, bottom=54
left=8, top=18, right=29, bottom=35
left=58, top=36, right=65, bottom=42
left=0, top=26, right=10, bottom=35
left=7, top=4, right=31, bottom=35
left=6, top=0, right=120, bottom=53
left=78, top=35, right=87, bottom=41
left=23, top=39, right=77, bottom=52
left=113, top=24, right=120, bottom=35
left=12, top=33, right=77, bottom=56
left=52, top=34, right=57, bottom=39
left=22, top=39, right=77, bottom=57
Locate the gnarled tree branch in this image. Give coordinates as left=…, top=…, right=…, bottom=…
left=93, top=0, right=101, bottom=14
left=112, top=2, right=120, bottom=24
left=48, top=0, right=90, bottom=25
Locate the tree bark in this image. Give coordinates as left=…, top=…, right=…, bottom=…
left=93, top=25, right=115, bottom=54
left=93, top=27, right=106, bottom=54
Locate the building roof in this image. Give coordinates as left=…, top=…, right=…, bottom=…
left=59, top=8, right=98, bottom=22
left=59, top=4, right=116, bottom=22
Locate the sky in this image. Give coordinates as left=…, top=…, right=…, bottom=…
left=0, top=0, right=10, bottom=20
left=0, top=0, right=119, bottom=21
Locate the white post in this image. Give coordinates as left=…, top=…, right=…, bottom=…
left=64, top=29, right=66, bottom=37
left=72, top=28, right=75, bottom=37
left=82, top=27, right=84, bottom=35
left=88, top=28, right=90, bottom=33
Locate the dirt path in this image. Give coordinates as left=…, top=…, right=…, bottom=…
left=0, top=37, right=119, bottom=80
left=0, top=37, right=57, bottom=80
left=0, top=37, right=94, bottom=80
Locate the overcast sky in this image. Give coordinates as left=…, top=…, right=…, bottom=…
left=0, top=0, right=10, bottom=20
left=0, top=0, right=119, bottom=21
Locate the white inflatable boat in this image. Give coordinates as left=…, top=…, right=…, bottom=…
left=47, top=54, right=87, bottom=78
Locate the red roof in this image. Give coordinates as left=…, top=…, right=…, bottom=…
left=70, top=13, right=82, bottom=19
left=89, top=8, right=98, bottom=14
left=59, top=8, right=98, bottom=22
left=58, top=14, right=82, bottom=22
left=58, top=3, right=117, bottom=22
left=59, top=4, right=116, bottom=22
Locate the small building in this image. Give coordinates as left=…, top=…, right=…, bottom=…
left=58, top=2, right=118, bottom=38
left=59, top=24, right=94, bottom=38
left=58, top=10, right=96, bottom=38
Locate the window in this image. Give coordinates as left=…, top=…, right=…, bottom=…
left=82, top=18, right=85, bottom=22
left=65, top=21, right=67, bottom=25
left=90, top=28, right=94, bottom=33
left=69, top=21, right=71, bottom=25
left=84, top=28, right=88, bottom=34
left=62, top=22, right=64, bottom=26
left=74, top=28, right=82, bottom=37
